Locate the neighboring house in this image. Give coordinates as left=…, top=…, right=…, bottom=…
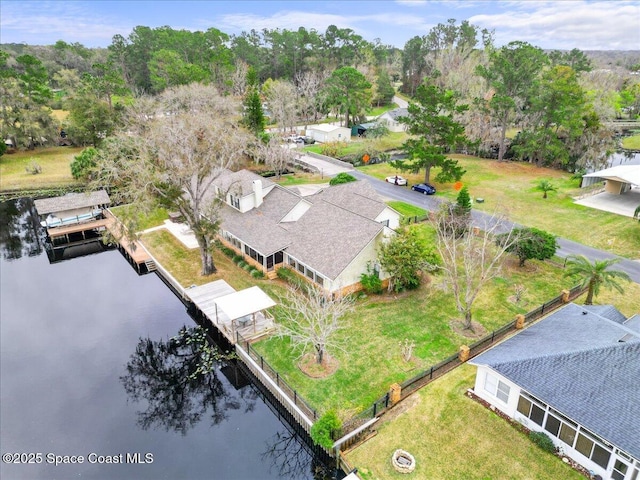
left=470, top=303, right=640, bottom=480
left=212, top=169, right=400, bottom=294
left=306, top=124, right=351, bottom=143
left=377, top=107, right=408, bottom=133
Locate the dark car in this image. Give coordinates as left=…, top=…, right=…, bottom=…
left=411, top=183, right=436, bottom=195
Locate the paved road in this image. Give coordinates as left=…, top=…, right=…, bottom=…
left=350, top=171, right=640, bottom=284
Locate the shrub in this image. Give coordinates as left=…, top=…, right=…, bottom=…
left=529, top=431, right=556, bottom=454
left=243, top=263, right=252, bottom=271
left=232, top=254, right=243, bottom=263
left=329, top=172, right=357, bottom=186
left=320, top=141, right=347, bottom=158
left=360, top=264, right=383, bottom=294
left=25, top=159, right=42, bottom=175
left=250, top=269, right=265, bottom=278
left=310, top=411, right=341, bottom=449
left=237, top=260, right=248, bottom=268
left=276, top=267, right=308, bottom=291
left=70, top=147, right=97, bottom=180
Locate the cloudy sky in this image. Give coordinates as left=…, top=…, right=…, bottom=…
left=1, top=0, right=638, bottom=50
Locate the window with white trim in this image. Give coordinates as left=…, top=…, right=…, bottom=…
left=484, top=372, right=510, bottom=403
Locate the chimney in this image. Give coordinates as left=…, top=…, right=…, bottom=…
left=252, top=179, right=263, bottom=207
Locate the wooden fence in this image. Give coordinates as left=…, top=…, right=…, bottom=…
left=337, top=284, right=587, bottom=449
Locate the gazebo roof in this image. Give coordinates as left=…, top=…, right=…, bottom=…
left=214, top=286, right=276, bottom=320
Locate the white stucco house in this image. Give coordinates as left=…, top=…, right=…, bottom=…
left=377, top=107, right=408, bottom=133
left=470, top=303, right=640, bottom=480
left=306, top=124, right=351, bottom=143
left=209, top=169, right=400, bottom=294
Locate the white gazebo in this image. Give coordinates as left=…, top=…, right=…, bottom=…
left=186, top=280, right=277, bottom=343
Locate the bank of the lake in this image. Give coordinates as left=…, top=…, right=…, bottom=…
left=0, top=198, right=327, bottom=480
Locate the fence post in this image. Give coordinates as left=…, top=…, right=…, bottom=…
left=276, top=372, right=279, bottom=386
left=373, top=402, right=377, bottom=417
left=458, top=345, right=470, bottom=362
left=390, top=383, right=402, bottom=405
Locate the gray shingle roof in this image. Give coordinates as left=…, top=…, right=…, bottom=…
left=215, top=169, right=274, bottom=197
left=380, top=108, right=408, bottom=121
left=286, top=201, right=383, bottom=280
left=493, top=343, right=640, bottom=459
left=307, top=180, right=387, bottom=220
left=582, top=304, right=628, bottom=324
left=220, top=186, right=299, bottom=256
left=471, top=303, right=640, bottom=459
left=34, top=190, right=110, bottom=215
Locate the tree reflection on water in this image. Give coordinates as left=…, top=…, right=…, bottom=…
left=120, top=326, right=255, bottom=435
left=0, top=198, right=43, bottom=260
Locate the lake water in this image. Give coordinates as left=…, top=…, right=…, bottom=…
left=0, top=198, right=328, bottom=480
left=609, top=151, right=640, bottom=167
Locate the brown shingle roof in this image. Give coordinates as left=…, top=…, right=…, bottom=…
left=34, top=190, right=111, bottom=215
left=307, top=180, right=387, bottom=220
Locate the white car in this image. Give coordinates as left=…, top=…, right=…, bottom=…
left=385, top=175, right=408, bottom=186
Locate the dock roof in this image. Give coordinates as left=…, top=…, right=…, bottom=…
left=34, top=190, right=111, bottom=215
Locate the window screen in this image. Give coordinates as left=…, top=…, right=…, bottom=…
left=591, top=444, right=611, bottom=469
left=530, top=404, right=545, bottom=426
left=575, top=433, right=594, bottom=458
left=544, top=415, right=561, bottom=437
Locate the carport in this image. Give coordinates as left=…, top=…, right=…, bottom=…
left=578, top=165, right=640, bottom=217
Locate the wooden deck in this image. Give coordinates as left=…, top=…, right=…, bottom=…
left=102, top=209, right=152, bottom=267
left=186, top=280, right=276, bottom=344
left=47, top=218, right=109, bottom=239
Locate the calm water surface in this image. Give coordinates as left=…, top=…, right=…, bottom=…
left=0, top=198, right=322, bottom=480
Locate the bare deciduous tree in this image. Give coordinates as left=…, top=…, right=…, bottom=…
left=295, top=70, right=327, bottom=125
left=93, top=83, right=250, bottom=275
left=432, top=208, right=519, bottom=331
left=276, top=285, right=354, bottom=365
left=231, top=61, right=249, bottom=97
left=254, top=137, right=295, bottom=179
left=265, top=79, right=298, bottom=135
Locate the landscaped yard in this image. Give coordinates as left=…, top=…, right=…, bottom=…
left=343, top=363, right=585, bottom=480
left=137, top=216, right=640, bottom=420
left=0, top=146, right=83, bottom=191
left=359, top=156, right=640, bottom=258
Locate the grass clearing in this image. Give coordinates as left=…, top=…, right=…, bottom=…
left=386, top=201, right=426, bottom=218
left=359, top=156, right=640, bottom=258
left=0, top=146, right=83, bottom=191
left=622, top=134, right=640, bottom=150
left=344, top=364, right=585, bottom=480
left=273, top=172, right=329, bottom=186
left=110, top=204, right=169, bottom=231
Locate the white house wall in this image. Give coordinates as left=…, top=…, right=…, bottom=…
left=474, top=366, right=638, bottom=480
left=375, top=208, right=401, bottom=230
left=328, top=231, right=390, bottom=293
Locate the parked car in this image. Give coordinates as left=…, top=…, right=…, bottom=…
left=411, top=183, right=436, bottom=195
left=385, top=175, right=408, bottom=186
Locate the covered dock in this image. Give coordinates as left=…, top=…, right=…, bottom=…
left=186, top=280, right=276, bottom=344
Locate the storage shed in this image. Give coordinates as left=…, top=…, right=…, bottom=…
left=306, top=124, right=351, bottom=143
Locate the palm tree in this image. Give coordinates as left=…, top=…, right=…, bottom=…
left=535, top=179, right=557, bottom=199
left=564, top=255, right=631, bottom=305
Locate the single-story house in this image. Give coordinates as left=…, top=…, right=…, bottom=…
left=377, top=108, right=408, bottom=133
left=210, top=169, right=400, bottom=294
left=470, top=303, right=640, bottom=480
left=306, top=124, right=351, bottom=144
left=581, top=165, right=640, bottom=194
left=34, top=190, right=111, bottom=228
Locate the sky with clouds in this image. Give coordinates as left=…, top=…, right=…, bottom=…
left=1, top=1, right=638, bottom=51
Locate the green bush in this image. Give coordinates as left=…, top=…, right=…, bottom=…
left=276, top=267, right=308, bottom=290
left=329, top=172, right=357, bottom=186
left=243, top=263, right=252, bottom=271
left=232, top=254, right=243, bottom=263
left=360, top=264, right=383, bottom=294
left=250, top=269, right=265, bottom=278
left=237, top=260, right=248, bottom=268
left=529, top=431, right=556, bottom=454
left=310, top=410, right=341, bottom=449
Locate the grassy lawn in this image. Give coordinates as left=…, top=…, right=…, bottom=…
left=622, top=134, right=640, bottom=149
left=272, top=172, right=329, bottom=187
left=344, top=364, right=585, bottom=480
left=386, top=201, right=426, bottom=218
left=110, top=204, right=169, bottom=231
left=359, top=156, right=640, bottom=258
left=135, top=218, right=640, bottom=419
left=303, top=132, right=409, bottom=157
left=0, top=146, right=83, bottom=191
